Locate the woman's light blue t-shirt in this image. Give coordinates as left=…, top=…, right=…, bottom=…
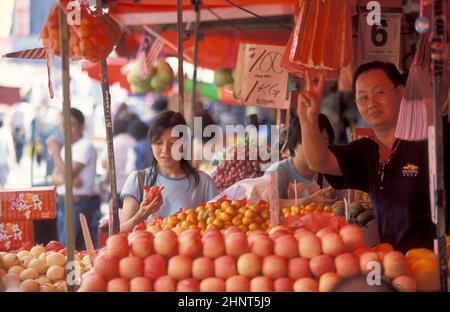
left=120, top=168, right=217, bottom=219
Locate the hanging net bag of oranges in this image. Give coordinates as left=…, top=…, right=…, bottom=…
left=40, top=0, right=121, bottom=63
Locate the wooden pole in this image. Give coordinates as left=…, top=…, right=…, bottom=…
left=191, top=0, right=201, bottom=127
left=79, top=213, right=95, bottom=264
left=431, top=0, right=448, bottom=292
left=285, top=107, right=291, bottom=129
left=58, top=7, right=75, bottom=292
left=96, top=0, right=120, bottom=235
left=101, top=58, right=120, bottom=235
left=177, top=0, right=185, bottom=115
left=276, top=109, right=281, bottom=125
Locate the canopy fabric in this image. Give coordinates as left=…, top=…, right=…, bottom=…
left=160, top=29, right=291, bottom=69
left=110, top=0, right=299, bottom=12
left=82, top=57, right=132, bottom=91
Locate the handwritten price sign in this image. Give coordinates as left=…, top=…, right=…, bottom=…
left=234, top=43, right=290, bottom=109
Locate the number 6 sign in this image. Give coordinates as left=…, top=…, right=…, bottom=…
left=357, top=12, right=402, bottom=69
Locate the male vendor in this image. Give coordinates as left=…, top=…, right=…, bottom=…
left=297, top=62, right=449, bottom=252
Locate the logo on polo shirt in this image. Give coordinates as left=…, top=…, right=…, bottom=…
left=401, top=163, right=419, bottom=177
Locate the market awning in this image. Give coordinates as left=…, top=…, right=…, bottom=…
left=109, top=0, right=296, bottom=26
left=0, top=85, right=21, bottom=105
left=160, top=28, right=291, bottom=69
left=82, top=57, right=132, bottom=91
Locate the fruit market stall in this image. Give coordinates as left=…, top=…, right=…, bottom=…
left=2, top=0, right=449, bottom=294
left=2, top=191, right=449, bottom=292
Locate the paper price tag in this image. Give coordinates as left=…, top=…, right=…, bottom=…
left=234, top=42, right=290, bottom=109
left=268, top=170, right=280, bottom=226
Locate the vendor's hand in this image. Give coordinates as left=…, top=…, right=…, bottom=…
left=297, top=71, right=325, bottom=125
left=46, top=136, right=60, bottom=155
left=137, top=195, right=163, bottom=222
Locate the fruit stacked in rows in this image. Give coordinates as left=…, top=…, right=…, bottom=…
left=282, top=202, right=333, bottom=218
left=347, top=201, right=374, bottom=226
left=159, top=199, right=271, bottom=235
left=40, top=0, right=121, bottom=62
left=78, top=223, right=418, bottom=292
left=329, top=201, right=374, bottom=226
left=0, top=243, right=91, bottom=292
left=213, top=146, right=263, bottom=193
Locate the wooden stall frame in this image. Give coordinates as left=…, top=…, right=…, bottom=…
left=58, top=6, right=75, bottom=292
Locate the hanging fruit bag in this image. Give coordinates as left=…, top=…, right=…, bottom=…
left=40, top=0, right=121, bottom=63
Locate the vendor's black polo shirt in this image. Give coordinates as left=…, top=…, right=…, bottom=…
left=324, top=126, right=449, bottom=253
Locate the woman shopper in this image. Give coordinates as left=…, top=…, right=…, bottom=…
left=119, top=111, right=217, bottom=232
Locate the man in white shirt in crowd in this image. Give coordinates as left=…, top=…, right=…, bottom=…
left=46, top=108, right=100, bottom=250
left=0, top=113, right=17, bottom=187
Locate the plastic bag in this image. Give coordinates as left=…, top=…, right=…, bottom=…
left=282, top=212, right=347, bottom=233
left=288, top=181, right=320, bottom=199
left=287, top=181, right=339, bottom=206
left=209, top=174, right=271, bottom=204
left=395, top=48, right=433, bottom=141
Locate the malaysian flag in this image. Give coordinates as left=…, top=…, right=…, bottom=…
left=139, top=28, right=164, bottom=78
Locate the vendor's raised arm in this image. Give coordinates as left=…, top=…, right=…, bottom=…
left=297, top=71, right=342, bottom=176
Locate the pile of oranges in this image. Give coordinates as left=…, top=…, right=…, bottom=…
left=40, top=0, right=121, bottom=63
left=404, top=238, right=450, bottom=292
left=161, top=199, right=271, bottom=234
left=282, top=202, right=332, bottom=219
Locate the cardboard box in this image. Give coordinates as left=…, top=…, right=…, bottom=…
left=0, top=220, right=34, bottom=251
left=0, top=186, right=56, bottom=221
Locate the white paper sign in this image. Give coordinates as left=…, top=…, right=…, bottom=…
left=268, top=170, right=280, bottom=226
left=357, top=13, right=402, bottom=69
left=234, top=43, right=290, bottom=109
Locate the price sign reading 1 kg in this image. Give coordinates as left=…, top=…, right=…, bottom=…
left=237, top=43, right=290, bottom=109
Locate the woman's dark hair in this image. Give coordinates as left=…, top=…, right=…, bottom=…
left=352, top=61, right=405, bottom=97
left=147, top=111, right=199, bottom=188
left=288, top=113, right=335, bottom=157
